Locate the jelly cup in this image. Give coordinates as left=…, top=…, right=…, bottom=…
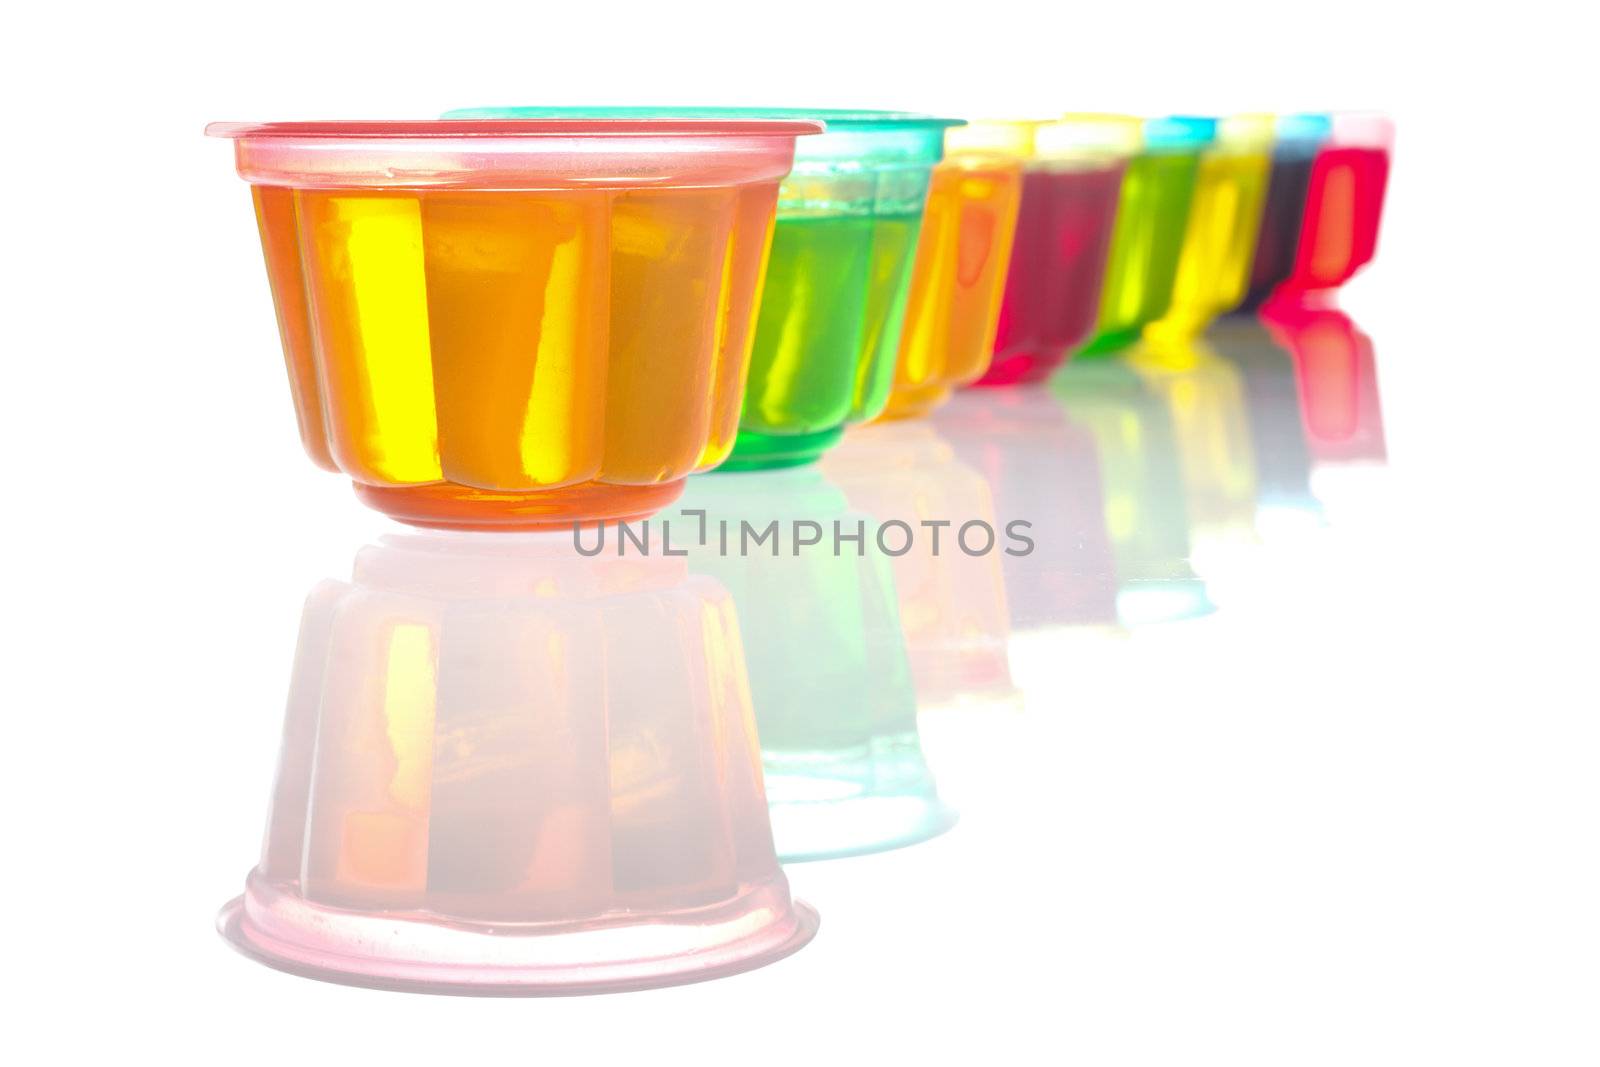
left=209, top=118, right=821, bottom=530
left=1146, top=115, right=1275, bottom=339
left=220, top=533, right=818, bottom=995
left=1238, top=114, right=1333, bottom=311
left=1079, top=116, right=1216, bottom=357
left=877, top=127, right=1025, bottom=418
left=676, top=469, right=956, bottom=862
left=972, top=118, right=1138, bottom=386
left=1280, top=114, right=1394, bottom=295
left=447, top=108, right=962, bottom=468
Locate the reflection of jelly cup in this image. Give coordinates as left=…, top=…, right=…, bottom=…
left=1239, top=114, right=1333, bottom=311
left=878, top=130, right=1024, bottom=419
left=210, top=119, right=820, bottom=530
left=823, top=421, right=1016, bottom=708
left=220, top=533, right=817, bottom=995
left=447, top=108, right=961, bottom=468
left=1079, top=116, right=1215, bottom=358
left=1049, top=359, right=1217, bottom=624
left=1260, top=297, right=1386, bottom=464
left=1204, top=317, right=1321, bottom=519
left=973, top=118, right=1137, bottom=386
left=1281, top=114, right=1394, bottom=295
left=1128, top=337, right=1261, bottom=586
left=1147, top=115, right=1275, bottom=339
left=933, top=386, right=1120, bottom=633
left=677, top=468, right=956, bottom=862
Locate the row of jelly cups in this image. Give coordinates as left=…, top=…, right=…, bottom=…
left=211, top=110, right=1390, bottom=532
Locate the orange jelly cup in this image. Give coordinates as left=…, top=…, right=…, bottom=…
left=210, top=119, right=822, bottom=530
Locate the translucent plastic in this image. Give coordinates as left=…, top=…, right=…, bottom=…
left=678, top=469, right=956, bottom=862
left=1079, top=116, right=1215, bottom=357
left=971, top=118, right=1137, bottom=385
left=1280, top=114, right=1393, bottom=295
left=210, top=119, right=820, bottom=529
left=219, top=533, right=817, bottom=995
left=1146, top=115, right=1274, bottom=339
left=447, top=108, right=961, bottom=467
left=1239, top=114, right=1332, bottom=310
left=878, top=132, right=1023, bottom=418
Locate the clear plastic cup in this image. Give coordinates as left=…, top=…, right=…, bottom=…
left=219, top=533, right=818, bottom=995
left=209, top=118, right=820, bottom=530
left=446, top=108, right=963, bottom=467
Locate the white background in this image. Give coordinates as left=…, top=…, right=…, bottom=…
left=6, top=2, right=1597, bottom=1063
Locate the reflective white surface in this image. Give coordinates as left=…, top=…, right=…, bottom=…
left=18, top=299, right=1600, bottom=1060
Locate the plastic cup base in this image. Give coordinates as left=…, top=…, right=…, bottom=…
left=1077, top=327, right=1145, bottom=359
left=770, top=793, right=959, bottom=864
left=218, top=891, right=820, bottom=998
left=1115, top=579, right=1217, bottom=626
left=353, top=478, right=685, bottom=531
left=714, top=427, right=845, bottom=472
left=875, top=383, right=952, bottom=421
left=971, top=348, right=1069, bottom=386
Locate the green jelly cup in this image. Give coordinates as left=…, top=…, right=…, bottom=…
left=445, top=108, right=963, bottom=469
left=1079, top=116, right=1216, bottom=358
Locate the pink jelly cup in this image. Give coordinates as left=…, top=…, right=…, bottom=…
left=219, top=532, right=818, bottom=995
left=209, top=119, right=822, bottom=531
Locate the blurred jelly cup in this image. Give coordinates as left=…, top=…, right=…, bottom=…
left=1146, top=114, right=1274, bottom=340
left=1238, top=113, right=1333, bottom=311
left=446, top=108, right=962, bottom=469
left=208, top=118, right=821, bottom=530
left=876, top=125, right=1025, bottom=419
left=220, top=533, right=818, bottom=995
left=1280, top=113, right=1394, bottom=295
left=1078, top=115, right=1215, bottom=357
left=972, top=117, right=1138, bottom=386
